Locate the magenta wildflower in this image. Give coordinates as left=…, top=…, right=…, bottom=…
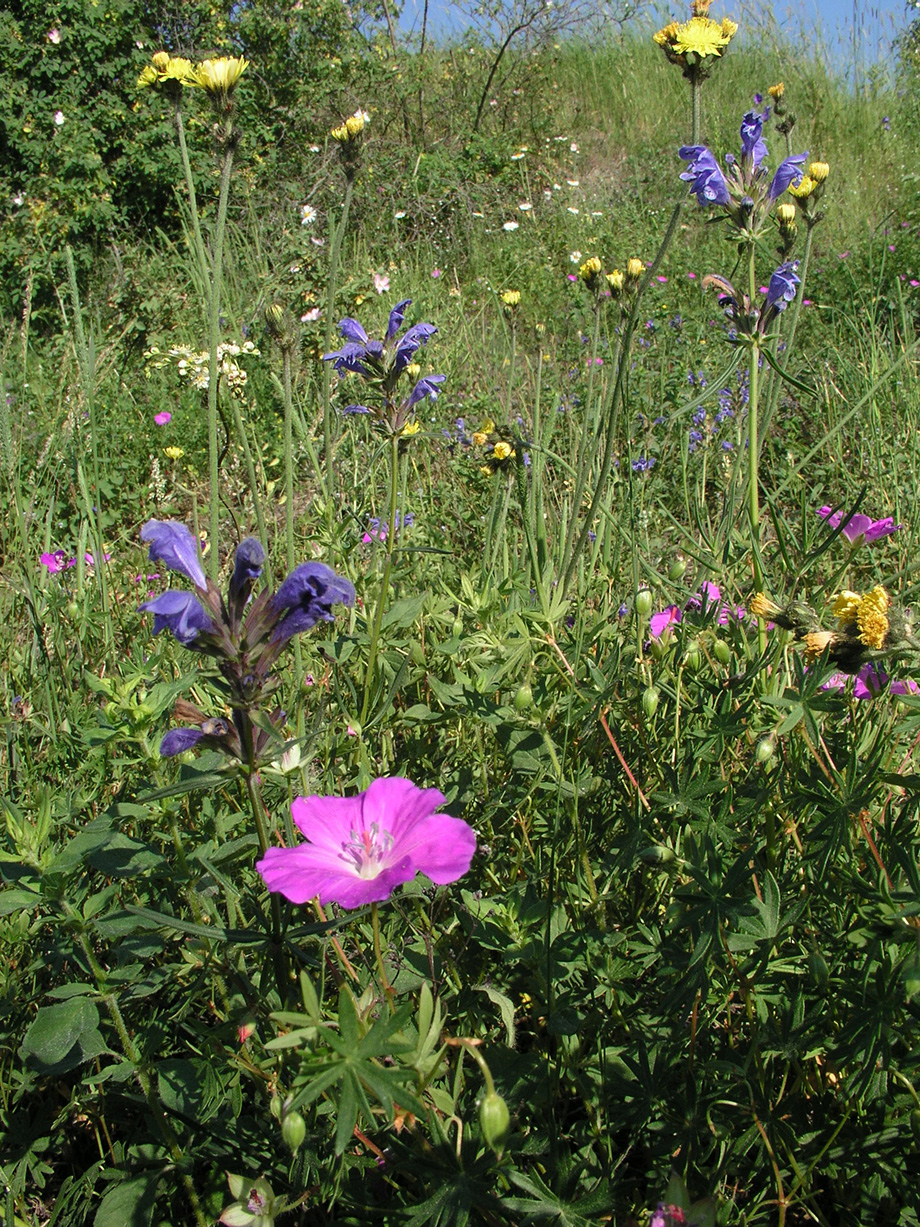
left=257, top=777, right=477, bottom=909
left=817, top=505, right=902, bottom=546
left=650, top=606, right=682, bottom=638
left=154, top=411, right=172, bottom=426
left=823, top=664, right=918, bottom=699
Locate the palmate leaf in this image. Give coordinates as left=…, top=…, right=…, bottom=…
left=286, top=989, right=424, bottom=1153
left=502, top=1170, right=611, bottom=1226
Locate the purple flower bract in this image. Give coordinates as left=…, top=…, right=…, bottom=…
left=256, top=776, right=477, bottom=909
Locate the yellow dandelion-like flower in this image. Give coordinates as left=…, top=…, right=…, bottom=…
left=626, top=257, right=645, bottom=281
left=831, top=591, right=861, bottom=624
left=579, top=257, right=602, bottom=283
left=151, top=51, right=171, bottom=73
left=138, top=52, right=195, bottom=89
left=856, top=585, right=890, bottom=650
left=787, top=176, right=816, bottom=199
left=400, top=420, right=421, bottom=437
left=809, top=161, right=830, bottom=183
left=164, top=446, right=185, bottom=461
left=653, top=21, right=680, bottom=46
left=493, top=441, right=513, bottom=460
left=332, top=109, right=370, bottom=143
left=776, top=202, right=796, bottom=225
left=803, top=630, right=836, bottom=663
left=671, top=16, right=735, bottom=57
left=606, top=269, right=625, bottom=294
left=137, top=64, right=159, bottom=88
left=750, top=592, right=781, bottom=619
left=768, top=81, right=785, bottom=99
left=405, top=362, right=421, bottom=380
left=472, top=431, right=489, bottom=447
left=480, top=464, right=495, bottom=476
left=501, top=289, right=522, bottom=307
left=192, top=56, right=249, bottom=97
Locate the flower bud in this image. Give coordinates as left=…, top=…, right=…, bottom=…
left=712, top=639, right=731, bottom=666
left=606, top=269, right=625, bottom=295
left=641, top=686, right=660, bottom=718
left=776, top=202, right=796, bottom=226
left=514, top=683, right=534, bottom=711
left=809, top=161, right=829, bottom=183
left=635, top=588, right=654, bottom=618
left=682, top=645, right=701, bottom=673
left=638, top=844, right=674, bottom=864
left=667, top=556, right=687, bottom=581
left=755, top=736, right=776, bottom=763
left=282, top=1110, right=307, bottom=1154
left=626, top=258, right=645, bottom=282
left=451, top=617, right=464, bottom=638
left=479, top=1091, right=510, bottom=1154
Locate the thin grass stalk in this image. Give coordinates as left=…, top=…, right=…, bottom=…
left=322, top=177, right=356, bottom=511
left=360, top=434, right=400, bottom=728
left=207, top=133, right=237, bottom=582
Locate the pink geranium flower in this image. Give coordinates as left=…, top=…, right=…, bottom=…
left=257, top=777, right=476, bottom=909
left=650, top=606, right=682, bottom=638
left=823, top=664, right=918, bottom=699
left=818, top=505, right=902, bottom=546
left=154, top=411, right=172, bottom=426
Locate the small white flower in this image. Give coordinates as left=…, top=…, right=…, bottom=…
left=12, top=193, right=23, bottom=207
left=553, top=183, right=562, bottom=190
left=518, top=202, right=532, bottom=211
left=301, top=308, right=322, bottom=323
left=310, top=237, right=325, bottom=247
left=308, top=144, right=321, bottom=152
left=503, top=221, right=520, bottom=231
left=472, top=210, right=484, bottom=218
left=566, top=179, right=579, bottom=187
left=394, top=210, right=407, bottom=219
left=53, top=110, right=65, bottom=126
left=591, top=210, right=604, bottom=217
left=543, top=189, right=552, bottom=198
left=300, top=204, right=317, bottom=226
left=47, top=28, right=60, bottom=43
left=570, top=142, right=579, bottom=153
left=569, top=250, right=583, bottom=263
left=567, top=206, right=579, bottom=215
left=510, top=152, right=526, bottom=161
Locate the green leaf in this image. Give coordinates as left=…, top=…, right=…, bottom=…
left=20, top=998, right=106, bottom=1073
left=93, top=1173, right=159, bottom=1227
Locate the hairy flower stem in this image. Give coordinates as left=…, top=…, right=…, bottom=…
left=172, top=100, right=209, bottom=290
left=562, top=306, right=605, bottom=568
left=227, top=393, right=268, bottom=558
left=360, top=434, right=400, bottom=728
left=66, top=912, right=208, bottom=1227
left=283, top=348, right=295, bottom=574
left=321, top=178, right=356, bottom=512
left=371, top=902, right=396, bottom=1012
left=206, top=130, right=236, bottom=582
left=243, top=733, right=289, bottom=997
left=690, top=65, right=702, bottom=145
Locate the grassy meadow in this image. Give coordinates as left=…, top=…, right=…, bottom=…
left=4, top=9, right=920, bottom=1225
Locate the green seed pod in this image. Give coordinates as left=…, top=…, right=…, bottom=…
left=668, top=557, right=687, bottom=581
left=270, top=1094, right=283, bottom=1120
left=451, top=617, right=464, bottom=638
left=638, top=845, right=675, bottom=865
left=514, top=683, right=534, bottom=712
left=682, top=645, right=701, bottom=673
left=807, top=951, right=829, bottom=990
left=755, top=737, right=776, bottom=764
left=641, top=686, right=660, bottom=718
left=635, top=588, right=654, bottom=618
left=712, top=639, right=731, bottom=666
left=479, top=1091, right=510, bottom=1154
left=65, top=600, right=80, bottom=621
left=281, top=1110, right=306, bottom=1154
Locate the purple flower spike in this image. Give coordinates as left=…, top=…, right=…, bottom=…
left=386, top=298, right=412, bottom=341
left=817, top=505, right=903, bottom=546
left=141, top=521, right=207, bottom=589
left=765, top=261, right=800, bottom=311
left=229, top=537, right=265, bottom=599
left=407, top=373, right=446, bottom=408
left=271, top=562, right=356, bottom=643
left=139, top=589, right=214, bottom=645
left=740, top=107, right=769, bottom=168
left=768, top=152, right=809, bottom=199
left=256, top=776, right=477, bottom=909
left=338, top=317, right=369, bottom=344
left=160, top=727, right=206, bottom=756
left=678, top=145, right=731, bottom=207
left=394, top=322, right=438, bottom=373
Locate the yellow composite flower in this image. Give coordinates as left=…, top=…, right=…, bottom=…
left=606, top=269, right=625, bottom=294
left=332, top=109, right=370, bottom=142
left=768, top=81, right=785, bottom=99
left=809, top=161, right=830, bottom=183
left=192, top=56, right=249, bottom=97
left=626, top=257, right=645, bottom=281
left=471, top=431, right=489, bottom=447
left=750, top=592, right=781, bottom=619
left=667, top=15, right=736, bottom=58
left=501, top=289, right=521, bottom=307
left=579, top=257, right=602, bottom=282
left=164, top=446, right=185, bottom=460
left=400, top=420, right=421, bottom=437
left=787, top=176, right=816, bottom=199
left=137, top=52, right=195, bottom=89
left=856, top=585, right=890, bottom=650
left=776, top=202, right=796, bottom=225
left=831, top=591, right=861, bottom=624
left=493, top=441, right=514, bottom=460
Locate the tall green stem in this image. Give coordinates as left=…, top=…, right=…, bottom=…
left=322, top=177, right=356, bottom=511
left=360, top=434, right=400, bottom=727
left=748, top=341, right=762, bottom=592
left=207, top=129, right=237, bottom=581
left=371, top=902, right=396, bottom=1012
left=172, top=99, right=209, bottom=290
left=690, top=66, right=702, bottom=144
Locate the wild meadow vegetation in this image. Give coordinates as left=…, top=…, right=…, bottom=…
left=6, top=1, right=920, bottom=1223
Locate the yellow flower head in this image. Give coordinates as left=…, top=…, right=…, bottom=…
left=152, top=51, right=171, bottom=73
left=138, top=52, right=195, bottom=89
left=333, top=109, right=370, bottom=142
left=481, top=418, right=495, bottom=433
left=192, top=56, right=249, bottom=97
left=653, top=22, right=680, bottom=46
left=787, top=176, right=816, bottom=199
left=164, top=446, right=185, bottom=461
left=501, top=289, right=521, bottom=308
left=626, top=257, right=645, bottom=281
left=137, top=64, right=159, bottom=88
left=670, top=15, right=736, bottom=57
left=606, top=269, right=625, bottom=294
left=691, top=0, right=713, bottom=14
left=750, top=592, right=781, bottom=619
left=480, top=464, right=496, bottom=476
left=406, top=362, right=422, bottom=380
left=493, top=441, right=514, bottom=461
left=400, top=420, right=420, bottom=437
left=471, top=431, right=489, bottom=447
left=579, top=257, right=602, bottom=283
left=776, top=202, right=796, bottom=225
left=768, top=81, right=785, bottom=99
left=809, top=161, right=830, bottom=184
left=831, top=591, right=861, bottom=624
left=856, top=585, right=890, bottom=650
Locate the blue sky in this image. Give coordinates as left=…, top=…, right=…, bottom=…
left=397, top=0, right=911, bottom=74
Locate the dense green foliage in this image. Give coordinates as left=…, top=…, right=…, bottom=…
left=4, top=7, right=920, bottom=1226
